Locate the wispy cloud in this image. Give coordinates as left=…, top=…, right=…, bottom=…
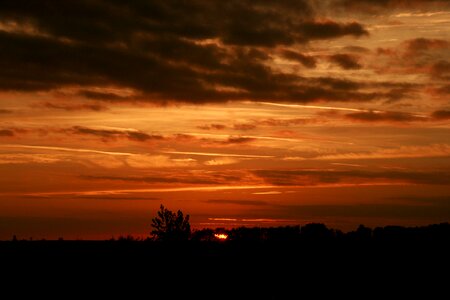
left=24, top=185, right=280, bottom=197
left=0, top=144, right=134, bottom=156
left=0, top=144, right=133, bottom=156
left=0, top=153, right=62, bottom=164
left=163, top=150, right=274, bottom=158
left=316, top=144, right=450, bottom=160
left=252, top=191, right=283, bottom=195
left=257, top=102, right=377, bottom=113
left=204, top=157, right=240, bottom=166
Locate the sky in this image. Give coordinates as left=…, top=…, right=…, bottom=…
left=0, top=0, right=449, bottom=239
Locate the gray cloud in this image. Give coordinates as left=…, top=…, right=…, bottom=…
left=253, top=169, right=450, bottom=186
left=345, top=111, right=424, bottom=122
left=329, top=54, right=362, bottom=70
left=69, top=126, right=164, bottom=142
left=432, top=110, right=450, bottom=120
left=0, top=0, right=375, bottom=104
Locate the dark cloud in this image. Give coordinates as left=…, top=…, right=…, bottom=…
left=0, top=129, right=15, bottom=137
left=258, top=118, right=318, bottom=126
left=78, top=90, right=135, bottom=101
left=82, top=170, right=246, bottom=185
left=435, top=84, right=450, bottom=95
left=280, top=50, right=317, bottom=68
left=221, top=136, right=256, bottom=144
left=299, top=21, right=368, bottom=41
left=342, top=46, right=371, bottom=53
left=345, top=111, right=424, bottom=122
left=40, top=102, right=108, bottom=112
left=205, top=199, right=268, bottom=206
left=431, top=60, right=450, bottom=79
left=0, top=109, right=13, bottom=114
left=233, top=123, right=257, bottom=131
left=432, top=110, right=450, bottom=120
left=69, top=126, right=163, bottom=142
left=329, top=54, right=362, bottom=70
left=197, top=124, right=227, bottom=130
left=81, top=175, right=221, bottom=185
left=332, top=0, right=450, bottom=13
left=0, top=1, right=373, bottom=104
left=405, top=38, right=449, bottom=54
left=253, top=169, right=450, bottom=186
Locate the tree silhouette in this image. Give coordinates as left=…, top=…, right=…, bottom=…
left=151, top=205, right=191, bottom=241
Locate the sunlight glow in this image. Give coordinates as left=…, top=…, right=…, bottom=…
left=214, top=233, right=228, bottom=240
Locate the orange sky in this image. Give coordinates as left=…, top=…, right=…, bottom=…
left=0, top=0, right=449, bottom=239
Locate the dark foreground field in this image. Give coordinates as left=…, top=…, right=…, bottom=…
left=2, top=223, right=450, bottom=297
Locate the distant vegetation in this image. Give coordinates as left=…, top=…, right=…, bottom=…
left=146, top=205, right=450, bottom=243
left=3, top=205, right=450, bottom=243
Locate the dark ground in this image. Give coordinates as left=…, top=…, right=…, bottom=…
left=2, top=224, right=449, bottom=297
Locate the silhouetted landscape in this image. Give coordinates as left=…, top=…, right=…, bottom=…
left=2, top=206, right=449, bottom=297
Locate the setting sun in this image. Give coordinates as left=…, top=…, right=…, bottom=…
left=214, top=234, right=229, bottom=241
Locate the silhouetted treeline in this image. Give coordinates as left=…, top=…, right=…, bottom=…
left=2, top=222, right=449, bottom=298
left=190, top=222, right=450, bottom=244
left=3, top=222, right=450, bottom=243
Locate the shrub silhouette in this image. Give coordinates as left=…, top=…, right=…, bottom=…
left=300, top=223, right=334, bottom=241
left=151, top=204, right=191, bottom=241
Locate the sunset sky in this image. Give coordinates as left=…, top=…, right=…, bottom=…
left=0, top=0, right=449, bottom=239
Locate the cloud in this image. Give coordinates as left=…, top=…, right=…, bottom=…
left=82, top=174, right=226, bottom=185
left=405, top=38, right=449, bottom=54
left=0, top=109, right=12, bottom=114
left=0, top=129, right=15, bottom=137
left=434, top=84, right=450, bottom=95
left=258, top=118, right=319, bottom=126
left=253, top=169, right=450, bottom=186
left=40, top=102, right=107, bottom=111
left=125, top=154, right=195, bottom=168
left=78, top=90, right=134, bottom=101
left=69, top=126, right=164, bottom=142
left=328, top=54, right=362, bottom=70
left=0, top=1, right=373, bottom=104
left=308, top=144, right=450, bottom=160
left=342, top=46, right=371, bottom=53
left=197, top=124, right=227, bottom=130
left=431, top=60, right=450, bottom=79
left=332, top=0, right=450, bottom=13
left=233, top=123, right=257, bottom=131
left=162, top=150, right=274, bottom=158
left=221, top=136, right=255, bottom=144
left=432, top=110, right=450, bottom=120
left=0, top=153, right=62, bottom=164
left=0, top=144, right=133, bottom=156
left=299, top=21, right=368, bottom=41
left=25, top=185, right=280, bottom=197
left=204, top=157, right=240, bottom=166
left=280, top=50, right=317, bottom=68
left=205, top=199, right=268, bottom=206
left=345, top=111, right=424, bottom=122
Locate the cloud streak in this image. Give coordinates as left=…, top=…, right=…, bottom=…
left=0, top=144, right=134, bottom=156
left=162, top=151, right=274, bottom=158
